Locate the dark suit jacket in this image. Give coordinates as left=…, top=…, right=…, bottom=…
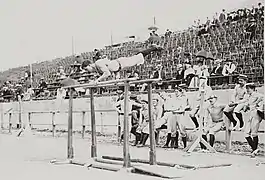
left=211, top=66, right=223, bottom=75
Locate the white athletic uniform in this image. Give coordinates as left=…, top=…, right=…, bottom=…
left=96, top=54, right=145, bottom=73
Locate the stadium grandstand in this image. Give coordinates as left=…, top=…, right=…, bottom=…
left=0, top=2, right=264, bottom=102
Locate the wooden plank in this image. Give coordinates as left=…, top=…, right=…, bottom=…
left=94, top=157, right=140, bottom=166
left=90, top=88, right=97, bottom=158
left=134, top=165, right=184, bottom=179
left=67, top=88, right=74, bottom=159
left=123, top=79, right=131, bottom=168
left=147, top=82, right=156, bottom=165
left=88, top=162, right=123, bottom=172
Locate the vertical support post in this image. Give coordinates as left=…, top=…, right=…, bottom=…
left=90, top=88, right=97, bottom=158
left=117, top=113, right=121, bottom=142
left=100, top=112, right=103, bottom=134
left=147, top=83, right=156, bottom=165
left=81, top=111, right=86, bottom=139
left=123, top=80, right=131, bottom=168
left=52, top=112, right=56, bottom=137
left=28, top=112, right=32, bottom=129
left=8, top=113, right=12, bottom=133
left=18, top=95, right=22, bottom=129
left=0, top=103, right=4, bottom=130
left=67, top=88, right=74, bottom=159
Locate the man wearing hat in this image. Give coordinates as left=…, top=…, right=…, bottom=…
left=115, top=92, right=142, bottom=143
left=156, top=84, right=190, bottom=149
left=82, top=44, right=163, bottom=83
left=224, top=74, right=248, bottom=130
left=243, top=83, right=263, bottom=157
left=136, top=99, right=150, bottom=147
left=115, top=89, right=124, bottom=142
left=169, top=84, right=191, bottom=149
left=222, top=59, right=236, bottom=76
left=130, top=94, right=142, bottom=146
left=200, top=94, right=226, bottom=150
left=211, top=59, right=223, bottom=85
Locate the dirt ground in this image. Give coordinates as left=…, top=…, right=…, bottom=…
left=0, top=131, right=264, bottom=180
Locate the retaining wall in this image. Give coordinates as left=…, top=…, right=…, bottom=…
left=0, top=88, right=264, bottom=142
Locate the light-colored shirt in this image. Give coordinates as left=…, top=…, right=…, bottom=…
left=115, top=99, right=141, bottom=114
left=246, top=92, right=263, bottom=111
left=197, top=85, right=213, bottom=102
left=222, top=63, right=236, bottom=76
left=231, top=84, right=247, bottom=102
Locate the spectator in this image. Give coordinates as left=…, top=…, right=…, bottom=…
left=165, top=29, right=172, bottom=38
left=222, top=59, right=236, bottom=76
left=176, top=64, right=185, bottom=82
left=151, top=65, right=166, bottom=90
left=22, top=85, right=34, bottom=101
left=211, top=59, right=224, bottom=86
left=219, top=9, right=226, bottom=24
left=57, top=66, right=66, bottom=79
left=245, top=18, right=257, bottom=40
left=211, top=59, right=223, bottom=76
left=2, top=86, right=13, bottom=102
left=93, top=49, right=102, bottom=61
left=184, top=62, right=195, bottom=87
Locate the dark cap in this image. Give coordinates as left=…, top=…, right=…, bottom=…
left=116, top=90, right=123, bottom=94
left=207, top=94, right=217, bottom=100
left=141, top=100, right=148, bottom=104
left=246, top=83, right=256, bottom=89
left=130, top=94, right=137, bottom=99
left=238, top=74, right=248, bottom=81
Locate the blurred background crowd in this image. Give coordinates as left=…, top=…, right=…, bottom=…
left=0, top=3, right=263, bottom=102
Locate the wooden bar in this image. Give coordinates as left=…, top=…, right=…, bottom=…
left=52, top=112, right=56, bottom=137
left=0, top=103, right=4, bottom=130
left=147, top=83, right=156, bottom=165
left=123, top=79, right=131, bottom=168
left=8, top=113, right=12, bottom=133
left=67, top=88, right=74, bottom=159
left=81, top=111, right=86, bottom=139
left=62, top=78, right=160, bottom=89
left=90, top=88, right=97, bottom=158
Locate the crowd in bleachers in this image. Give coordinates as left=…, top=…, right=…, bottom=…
left=0, top=3, right=264, bottom=102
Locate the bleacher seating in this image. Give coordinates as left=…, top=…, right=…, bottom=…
left=0, top=5, right=263, bottom=88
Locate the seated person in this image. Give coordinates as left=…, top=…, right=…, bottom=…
left=200, top=95, right=226, bottom=151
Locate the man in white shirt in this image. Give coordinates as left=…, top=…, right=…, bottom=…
left=222, top=59, right=236, bottom=76
left=83, top=44, right=163, bottom=83
left=189, top=77, right=213, bottom=129
left=224, top=74, right=248, bottom=130
left=243, top=83, right=263, bottom=157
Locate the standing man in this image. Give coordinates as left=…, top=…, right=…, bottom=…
left=115, top=89, right=124, bottom=142
left=189, top=77, right=213, bottom=130
left=115, top=93, right=142, bottom=143
left=129, top=94, right=142, bottom=146
left=200, top=95, right=226, bottom=150
left=223, top=74, right=248, bottom=130
left=156, top=92, right=175, bottom=148
left=243, top=83, right=263, bottom=157
left=169, top=84, right=191, bottom=149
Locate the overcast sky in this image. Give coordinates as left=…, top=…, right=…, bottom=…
left=0, top=0, right=260, bottom=71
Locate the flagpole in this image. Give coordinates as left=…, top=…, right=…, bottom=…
left=72, top=36, right=75, bottom=56
left=110, top=31, right=113, bottom=59
left=30, top=63, right=33, bottom=88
